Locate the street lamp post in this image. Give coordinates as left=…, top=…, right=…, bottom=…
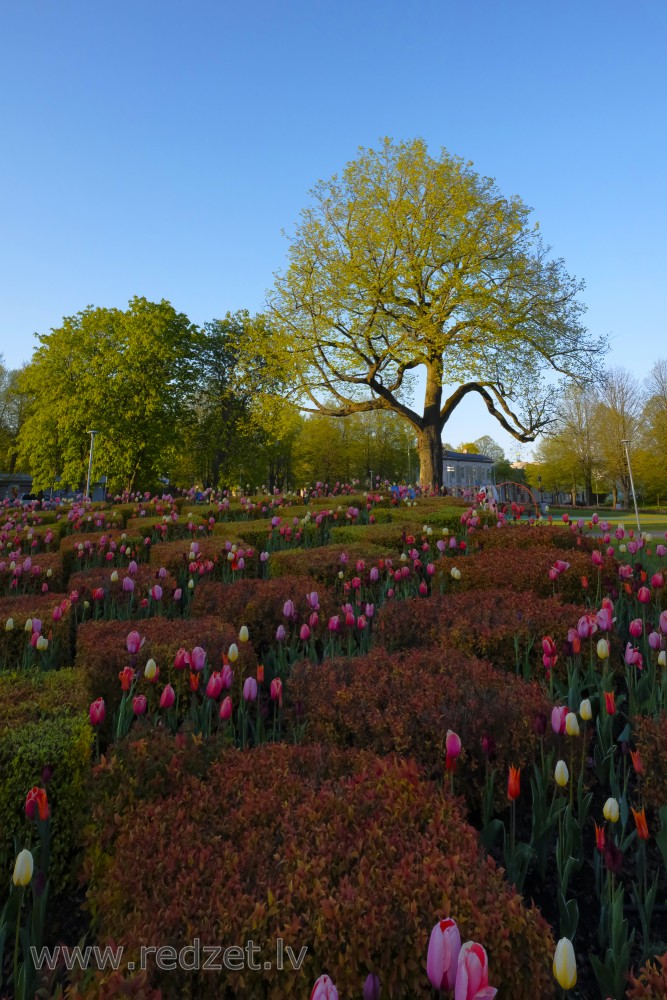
left=85, top=430, right=99, bottom=500
left=621, top=439, right=641, bottom=535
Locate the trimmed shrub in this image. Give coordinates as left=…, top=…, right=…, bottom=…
left=0, top=592, right=74, bottom=670
left=469, top=522, right=598, bottom=553
left=270, top=543, right=389, bottom=583
left=68, top=564, right=178, bottom=602
left=190, top=576, right=337, bottom=650
left=0, top=667, right=89, bottom=728
left=60, top=531, right=145, bottom=583
left=434, top=544, right=597, bottom=603
left=634, top=714, right=667, bottom=812
left=75, top=616, right=257, bottom=726
left=375, top=590, right=587, bottom=676
left=85, top=738, right=555, bottom=999
left=0, top=550, right=65, bottom=594
left=0, top=711, right=92, bottom=903
left=287, top=646, right=551, bottom=807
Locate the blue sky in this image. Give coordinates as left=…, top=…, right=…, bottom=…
left=1, top=0, right=665, bottom=458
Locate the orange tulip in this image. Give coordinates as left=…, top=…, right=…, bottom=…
left=25, top=787, right=49, bottom=822
left=507, top=766, right=521, bottom=801
left=630, top=750, right=644, bottom=775
left=257, top=664, right=265, bottom=684
left=632, top=807, right=649, bottom=840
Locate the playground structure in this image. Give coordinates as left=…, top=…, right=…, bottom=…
left=485, top=481, right=541, bottom=517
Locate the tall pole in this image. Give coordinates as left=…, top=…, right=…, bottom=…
left=85, top=430, right=99, bottom=500
left=621, top=439, right=641, bottom=535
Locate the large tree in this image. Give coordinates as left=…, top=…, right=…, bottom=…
left=18, top=298, right=199, bottom=492
left=265, top=138, right=604, bottom=487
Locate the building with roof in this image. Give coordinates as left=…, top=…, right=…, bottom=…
left=442, top=450, right=495, bottom=491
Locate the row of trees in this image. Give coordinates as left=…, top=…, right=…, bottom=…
left=3, top=138, right=619, bottom=490
left=525, top=364, right=667, bottom=506
left=1, top=302, right=429, bottom=493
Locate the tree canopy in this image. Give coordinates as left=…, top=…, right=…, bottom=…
left=264, top=137, right=605, bottom=487
left=17, top=298, right=199, bottom=492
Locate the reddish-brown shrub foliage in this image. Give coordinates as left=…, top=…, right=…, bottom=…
left=375, top=590, right=587, bottom=675
left=627, top=953, right=667, bottom=998
left=287, top=646, right=551, bottom=807
left=469, top=523, right=598, bottom=553
left=270, top=543, right=389, bottom=583
left=85, top=738, right=555, bottom=999
left=435, top=545, right=596, bottom=603
left=68, top=564, right=177, bottom=600
left=634, top=714, right=667, bottom=812
left=75, top=616, right=256, bottom=725
left=190, top=576, right=337, bottom=649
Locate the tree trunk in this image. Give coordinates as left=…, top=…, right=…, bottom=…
left=417, top=422, right=443, bottom=489
left=417, top=361, right=444, bottom=489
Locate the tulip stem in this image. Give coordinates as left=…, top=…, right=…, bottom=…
left=14, top=885, right=24, bottom=991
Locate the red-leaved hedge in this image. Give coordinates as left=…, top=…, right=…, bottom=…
left=84, top=737, right=555, bottom=999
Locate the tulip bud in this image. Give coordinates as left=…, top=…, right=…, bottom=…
left=596, top=638, right=610, bottom=659
left=565, top=712, right=580, bottom=736
left=553, top=938, right=577, bottom=990
left=579, top=698, right=592, bottom=721
left=5, top=618, right=13, bottom=631
left=219, top=695, right=232, bottom=720
left=362, top=973, right=380, bottom=1000
left=159, top=684, right=175, bottom=709
left=144, top=658, right=157, bottom=681
left=228, top=643, right=239, bottom=663
left=554, top=760, right=569, bottom=787
left=239, top=625, right=249, bottom=643
left=89, top=697, right=105, bottom=726
left=450, top=567, right=461, bottom=580
left=12, top=848, right=34, bottom=887
left=36, top=635, right=48, bottom=651
left=603, top=797, right=620, bottom=822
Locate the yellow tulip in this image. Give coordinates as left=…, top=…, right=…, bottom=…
left=239, top=626, right=249, bottom=643
left=12, top=849, right=33, bottom=887
left=555, top=760, right=569, bottom=787
left=579, top=699, right=592, bottom=721
left=565, top=712, right=580, bottom=737
left=144, top=658, right=157, bottom=681
left=596, top=638, right=610, bottom=660
left=603, top=797, right=620, bottom=823
left=553, top=938, right=577, bottom=989
left=228, top=643, right=239, bottom=663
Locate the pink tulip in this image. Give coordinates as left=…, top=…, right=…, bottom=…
left=648, top=631, right=663, bottom=651
left=657, top=544, right=666, bottom=558
left=128, top=560, right=138, bottom=575
left=661, top=610, right=667, bottom=635
left=219, top=696, right=232, bottom=720
left=306, top=591, right=319, bottom=610
left=126, top=630, right=144, bottom=655
left=89, top=697, right=105, bottom=726
left=591, top=550, right=604, bottom=567
left=206, top=672, right=223, bottom=699
left=150, top=584, right=163, bottom=601
left=455, top=941, right=497, bottom=999
left=551, top=705, right=567, bottom=734
left=283, top=600, right=295, bottom=619
left=363, top=973, right=380, bottom=1000
left=159, top=684, right=175, bottom=709
left=243, top=676, right=258, bottom=702
left=596, top=607, right=614, bottom=632
left=270, top=678, right=283, bottom=706
left=174, top=647, right=190, bottom=670
left=638, top=586, right=651, bottom=604
left=221, top=663, right=234, bottom=688
left=445, top=730, right=462, bottom=771
left=629, top=618, right=643, bottom=638
left=276, top=624, right=286, bottom=642
left=577, top=614, right=597, bottom=639
left=190, top=646, right=207, bottom=672
left=542, top=636, right=557, bottom=657
left=299, top=624, right=311, bottom=642
left=310, top=975, right=338, bottom=1000
left=427, top=917, right=461, bottom=990
left=122, top=576, right=135, bottom=593
left=132, top=695, right=147, bottom=716
left=652, top=573, right=664, bottom=589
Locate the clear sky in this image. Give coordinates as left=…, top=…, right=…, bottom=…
left=1, top=0, right=665, bottom=459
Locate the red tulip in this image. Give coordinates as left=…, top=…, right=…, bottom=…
left=507, top=766, right=521, bottom=801
left=25, top=786, right=49, bottom=822
left=603, top=690, right=616, bottom=715
left=594, top=822, right=605, bottom=853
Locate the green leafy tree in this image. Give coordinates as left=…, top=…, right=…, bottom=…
left=264, top=137, right=604, bottom=487
left=473, top=435, right=505, bottom=462
left=17, top=298, right=199, bottom=492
